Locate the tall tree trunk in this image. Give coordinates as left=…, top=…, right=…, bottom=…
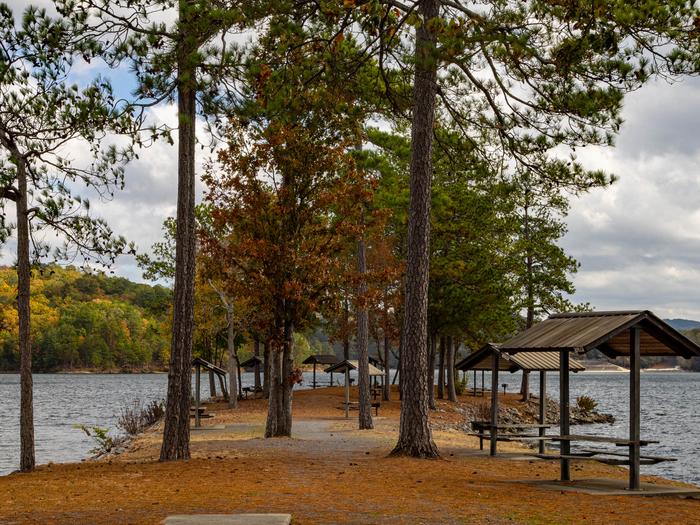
left=446, top=335, right=457, bottom=402
left=265, top=342, right=282, bottom=437
left=520, top=202, right=534, bottom=401
left=265, top=318, right=294, bottom=437
left=383, top=333, right=390, bottom=401
left=160, top=15, right=197, bottom=460
left=254, top=337, right=261, bottom=390
left=281, top=318, right=294, bottom=435
left=428, top=332, right=436, bottom=410
left=263, top=339, right=270, bottom=398
left=391, top=0, right=440, bottom=459
left=227, top=305, right=238, bottom=409
left=437, top=336, right=445, bottom=399
left=343, top=295, right=350, bottom=360
left=16, top=158, right=34, bottom=472
left=356, top=237, right=373, bottom=430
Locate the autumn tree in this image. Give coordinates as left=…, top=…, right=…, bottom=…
left=201, top=19, right=376, bottom=434
left=0, top=5, right=137, bottom=471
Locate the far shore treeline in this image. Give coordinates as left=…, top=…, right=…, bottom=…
left=0, top=266, right=171, bottom=372
left=0, top=265, right=325, bottom=373
left=2, top=264, right=700, bottom=373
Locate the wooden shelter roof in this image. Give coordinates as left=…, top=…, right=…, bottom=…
left=500, top=310, right=700, bottom=358
left=239, top=355, right=263, bottom=368
left=455, top=343, right=585, bottom=373
left=192, top=357, right=227, bottom=376
left=324, top=359, right=384, bottom=376
left=302, top=354, right=340, bottom=365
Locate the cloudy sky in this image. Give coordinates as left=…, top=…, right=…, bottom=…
left=4, top=2, right=700, bottom=320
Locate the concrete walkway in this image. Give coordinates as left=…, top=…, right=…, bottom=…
left=164, top=514, right=292, bottom=525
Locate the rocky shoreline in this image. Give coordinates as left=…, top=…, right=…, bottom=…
left=434, top=394, right=614, bottom=436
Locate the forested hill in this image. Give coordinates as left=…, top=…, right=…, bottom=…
left=0, top=266, right=172, bottom=372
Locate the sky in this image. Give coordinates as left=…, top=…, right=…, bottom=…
left=4, top=2, right=700, bottom=320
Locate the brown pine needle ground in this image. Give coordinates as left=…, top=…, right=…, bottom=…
left=1, top=387, right=698, bottom=524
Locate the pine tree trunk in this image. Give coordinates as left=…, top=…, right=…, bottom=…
left=446, top=335, right=457, bottom=402
left=437, top=336, right=445, bottom=399
left=160, top=15, right=197, bottom=460
left=343, top=295, right=350, bottom=360
left=263, top=340, right=270, bottom=398
left=227, top=306, right=238, bottom=409
left=391, top=0, right=440, bottom=459
left=383, top=333, right=390, bottom=401
left=356, top=237, right=373, bottom=430
left=428, top=333, right=436, bottom=410
left=16, top=158, right=34, bottom=472
left=519, top=204, right=534, bottom=400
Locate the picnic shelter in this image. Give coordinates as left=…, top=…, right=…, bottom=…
left=456, top=343, right=584, bottom=455
left=500, top=310, right=700, bottom=490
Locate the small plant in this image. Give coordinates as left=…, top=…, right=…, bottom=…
left=74, top=424, right=118, bottom=455
left=576, top=394, right=598, bottom=413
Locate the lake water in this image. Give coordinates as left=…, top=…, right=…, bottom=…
left=1, top=371, right=699, bottom=485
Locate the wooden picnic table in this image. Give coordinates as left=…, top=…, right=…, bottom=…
left=521, top=434, right=660, bottom=446
left=470, top=421, right=551, bottom=451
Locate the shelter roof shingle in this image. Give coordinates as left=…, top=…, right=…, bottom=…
left=456, top=343, right=585, bottom=373
left=500, top=310, right=700, bottom=358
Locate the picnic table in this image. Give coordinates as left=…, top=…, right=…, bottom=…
left=242, top=386, right=264, bottom=399
left=339, top=400, right=381, bottom=416
left=470, top=420, right=551, bottom=452
left=523, top=434, right=675, bottom=467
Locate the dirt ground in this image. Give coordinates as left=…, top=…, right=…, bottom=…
left=1, top=387, right=699, bottom=524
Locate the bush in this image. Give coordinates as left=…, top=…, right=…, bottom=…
left=474, top=401, right=491, bottom=421
left=576, top=394, right=598, bottom=413
left=117, top=399, right=165, bottom=436
left=455, top=376, right=467, bottom=396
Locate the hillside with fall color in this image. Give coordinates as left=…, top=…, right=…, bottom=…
left=0, top=266, right=171, bottom=372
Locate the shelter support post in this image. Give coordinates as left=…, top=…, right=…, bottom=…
left=344, top=369, right=350, bottom=419
left=629, top=326, right=641, bottom=490
left=330, top=372, right=333, bottom=386
left=481, top=370, right=485, bottom=395
left=218, top=373, right=228, bottom=401
left=473, top=369, right=477, bottom=397
left=559, top=350, right=570, bottom=481
left=490, top=351, right=499, bottom=456
left=539, top=370, right=547, bottom=454
left=195, top=363, right=201, bottom=429
left=313, top=363, right=317, bottom=389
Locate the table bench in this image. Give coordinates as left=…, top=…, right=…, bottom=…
left=242, top=386, right=264, bottom=399
left=470, top=421, right=551, bottom=451
left=338, top=401, right=381, bottom=416
left=527, top=435, right=675, bottom=467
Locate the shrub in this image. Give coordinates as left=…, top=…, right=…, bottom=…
left=576, top=394, right=598, bottom=413
left=117, top=399, right=165, bottom=436
left=474, top=401, right=491, bottom=421
left=455, top=375, right=467, bottom=396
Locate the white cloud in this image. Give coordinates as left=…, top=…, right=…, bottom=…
left=563, top=77, right=700, bottom=319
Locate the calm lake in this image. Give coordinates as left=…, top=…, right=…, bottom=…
left=1, top=371, right=699, bottom=485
